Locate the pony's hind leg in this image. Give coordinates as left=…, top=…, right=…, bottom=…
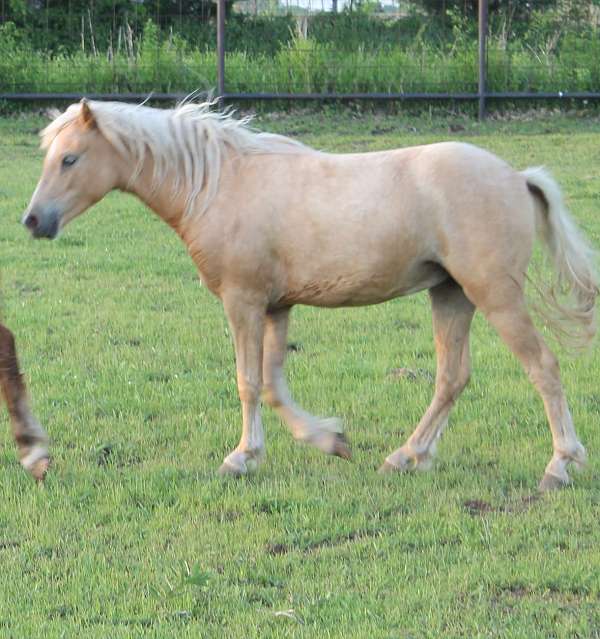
left=262, top=308, right=351, bottom=459
left=471, top=289, right=586, bottom=491
left=0, top=323, right=49, bottom=480
left=379, top=280, right=474, bottom=473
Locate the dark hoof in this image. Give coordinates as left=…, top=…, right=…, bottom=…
left=538, top=472, right=568, bottom=492
left=332, top=433, right=352, bottom=460
left=28, top=456, right=50, bottom=482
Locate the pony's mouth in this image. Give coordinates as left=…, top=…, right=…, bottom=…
left=22, top=209, right=61, bottom=239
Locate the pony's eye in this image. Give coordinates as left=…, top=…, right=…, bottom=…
left=62, top=154, right=78, bottom=168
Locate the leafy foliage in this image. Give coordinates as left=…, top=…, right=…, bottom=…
left=0, top=1, right=599, bottom=96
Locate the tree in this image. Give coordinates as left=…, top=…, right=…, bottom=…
left=417, top=0, right=563, bottom=18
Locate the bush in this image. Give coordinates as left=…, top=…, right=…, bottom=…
left=1, top=11, right=599, bottom=98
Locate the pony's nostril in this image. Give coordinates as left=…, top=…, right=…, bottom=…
left=24, top=214, right=39, bottom=230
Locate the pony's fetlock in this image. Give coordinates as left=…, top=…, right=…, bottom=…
left=569, top=442, right=587, bottom=471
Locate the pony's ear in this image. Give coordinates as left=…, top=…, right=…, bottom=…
left=45, top=107, right=61, bottom=122
left=79, top=98, right=97, bottom=129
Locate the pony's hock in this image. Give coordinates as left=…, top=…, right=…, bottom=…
left=23, top=99, right=598, bottom=489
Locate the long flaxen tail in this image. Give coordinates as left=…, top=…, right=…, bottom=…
left=522, top=167, right=599, bottom=351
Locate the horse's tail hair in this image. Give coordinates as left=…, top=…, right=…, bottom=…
left=522, top=166, right=599, bottom=351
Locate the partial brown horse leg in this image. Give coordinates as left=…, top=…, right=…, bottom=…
left=262, top=308, right=350, bottom=458
left=380, top=280, right=474, bottom=473
left=0, top=323, right=49, bottom=480
left=469, top=287, right=586, bottom=491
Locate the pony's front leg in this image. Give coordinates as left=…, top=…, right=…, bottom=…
left=263, top=308, right=351, bottom=459
left=218, top=293, right=266, bottom=476
left=0, top=324, right=49, bottom=480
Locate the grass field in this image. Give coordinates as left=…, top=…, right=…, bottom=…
left=1, top=108, right=600, bottom=638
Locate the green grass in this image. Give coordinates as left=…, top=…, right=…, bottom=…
left=1, top=109, right=600, bottom=637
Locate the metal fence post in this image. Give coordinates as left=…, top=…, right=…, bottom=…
left=478, top=0, right=488, bottom=120
left=217, top=0, right=226, bottom=109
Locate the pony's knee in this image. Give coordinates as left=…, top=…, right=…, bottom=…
left=262, top=383, right=282, bottom=408
left=237, top=380, right=262, bottom=403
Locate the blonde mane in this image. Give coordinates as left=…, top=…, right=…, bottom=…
left=41, top=100, right=315, bottom=216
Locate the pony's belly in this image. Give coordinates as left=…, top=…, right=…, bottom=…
left=280, top=262, right=448, bottom=308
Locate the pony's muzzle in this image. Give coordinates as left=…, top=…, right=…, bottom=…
left=22, top=207, right=60, bottom=239
left=23, top=212, right=38, bottom=231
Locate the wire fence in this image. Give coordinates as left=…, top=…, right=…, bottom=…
left=1, top=1, right=600, bottom=114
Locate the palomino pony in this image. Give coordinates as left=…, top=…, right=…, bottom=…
left=23, top=100, right=598, bottom=490
left=0, top=321, right=48, bottom=479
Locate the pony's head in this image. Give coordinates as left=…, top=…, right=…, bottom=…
left=23, top=100, right=123, bottom=239
left=23, top=97, right=312, bottom=238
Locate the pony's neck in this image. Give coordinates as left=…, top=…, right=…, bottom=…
left=120, top=151, right=225, bottom=295
left=122, top=156, right=189, bottom=235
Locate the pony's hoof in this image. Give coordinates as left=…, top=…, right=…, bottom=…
left=377, top=448, right=416, bottom=474
left=331, top=432, right=352, bottom=460
left=297, top=417, right=350, bottom=458
left=377, top=460, right=400, bottom=474
left=28, top=456, right=50, bottom=482
left=538, top=472, right=568, bottom=492
left=21, top=445, right=51, bottom=481
left=218, top=451, right=261, bottom=477
left=378, top=446, right=432, bottom=474
left=218, top=460, right=246, bottom=477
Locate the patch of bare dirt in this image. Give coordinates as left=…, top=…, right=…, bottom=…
left=463, top=493, right=541, bottom=516
left=388, top=367, right=434, bottom=382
